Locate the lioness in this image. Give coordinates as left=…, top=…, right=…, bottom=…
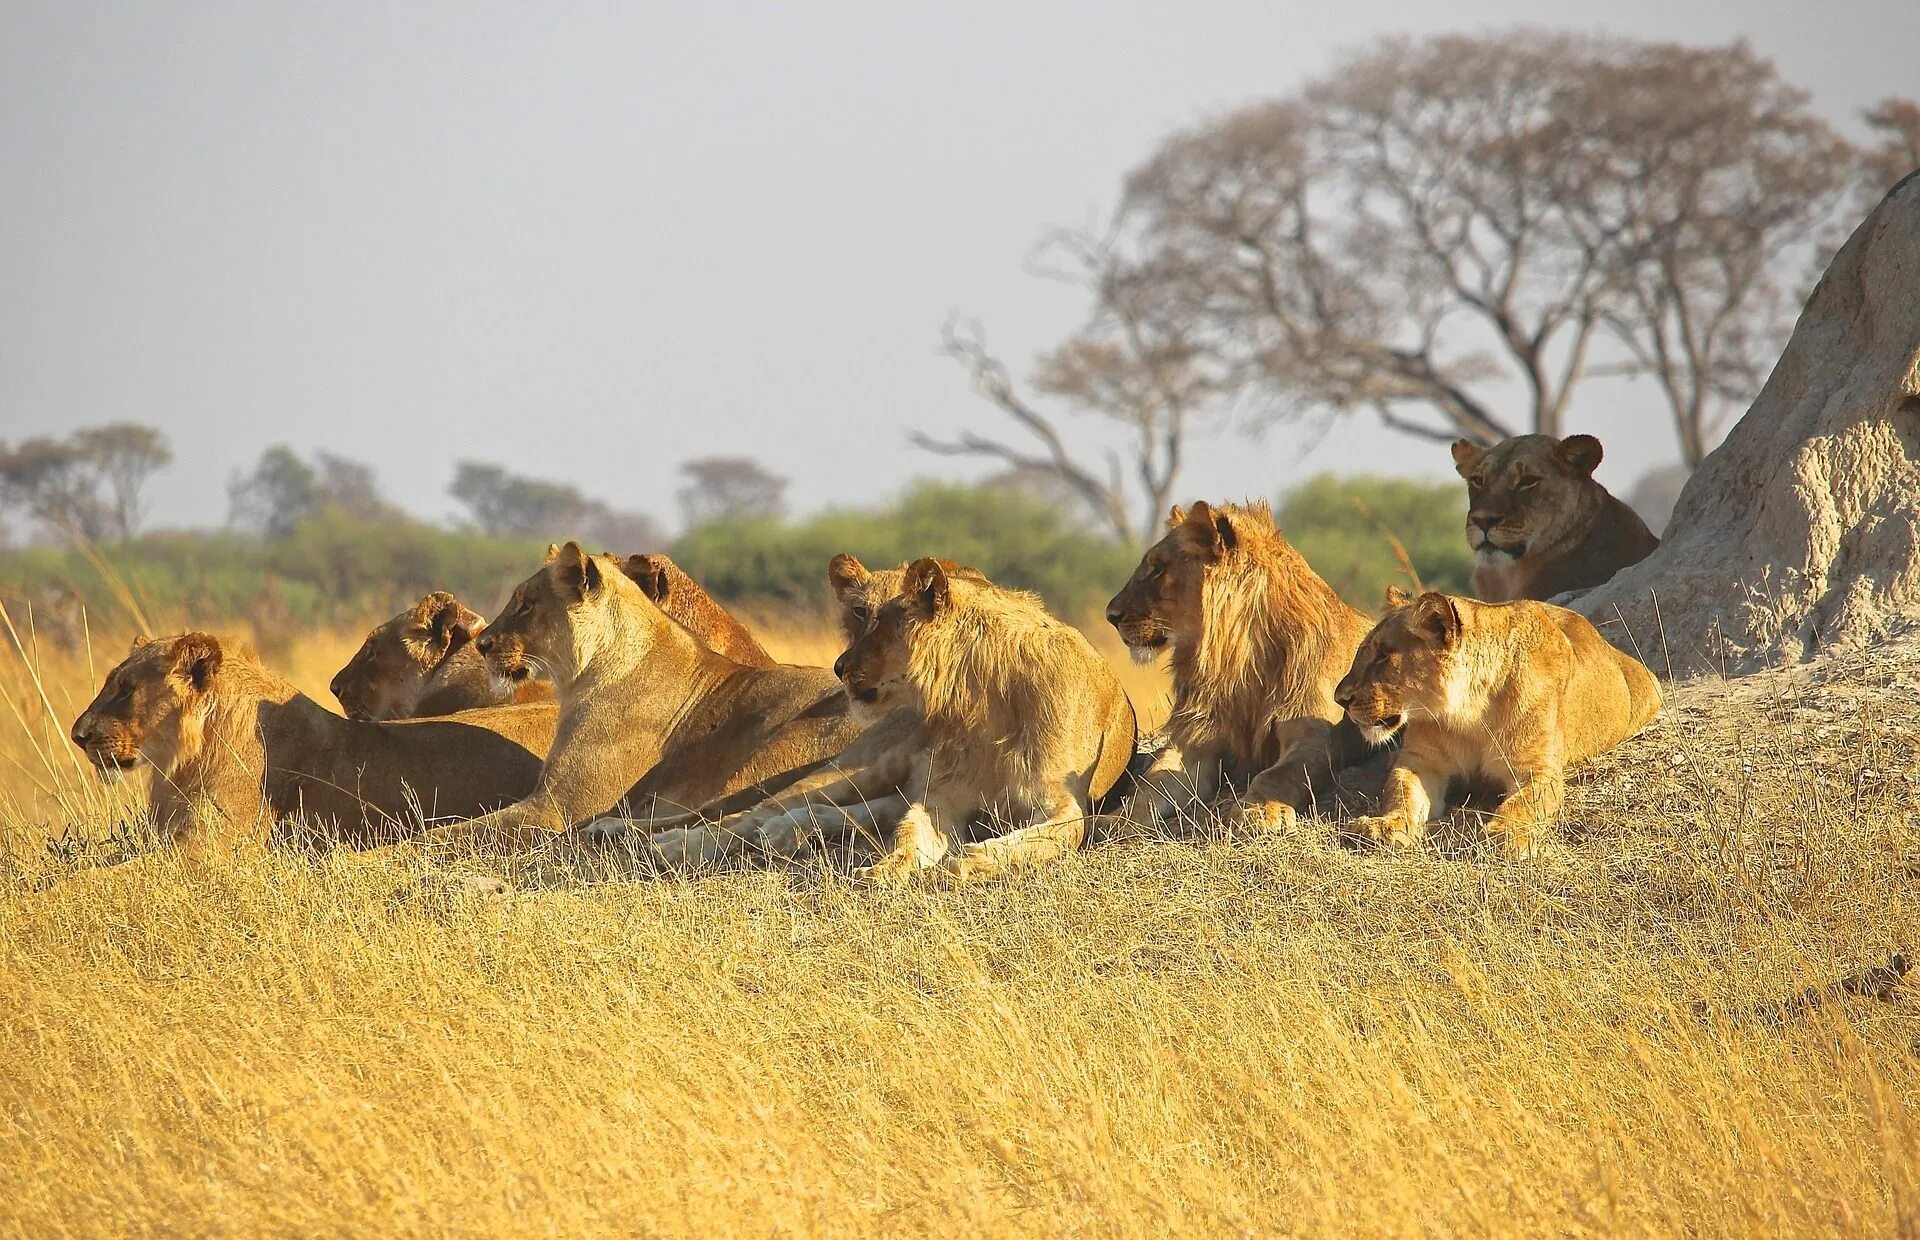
left=332, top=556, right=769, bottom=721
left=1452, top=434, right=1658, bottom=602
left=442, top=542, right=866, bottom=849
left=71, top=633, right=558, bottom=848
left=1335, top=588, right=1662, bottom=857
left=1105, top=500, right=1382, bottom=832
left=836, top=558, right=1137, bottom=883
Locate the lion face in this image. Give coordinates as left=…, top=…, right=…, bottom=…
left=474, top=543, right=618, bottom=690
left=331, top=592, right=483, bottom=721
left=1105, top=503, right=1232, bottom=662
left=828, top=554, right=984, bottom=718
left=1452, top=434, right=1605, bottom=562
left=1335, top=591, right=1462, bottom=745
left=71, top=633, right=223, bottom=779
left=832, top=558, right=950, bottom=709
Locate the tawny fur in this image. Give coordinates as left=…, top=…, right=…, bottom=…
left=1336, top=590, right=1662, bottom=857
left=72, top=634, right=556, bottom=849
left=838, top=559, right=1135, bottom=883
left=440, top=543, right=866, bottom=851
left=1106, top=500, right=1381, bottom=831
left=1452, top=434, right=1659, bottom=603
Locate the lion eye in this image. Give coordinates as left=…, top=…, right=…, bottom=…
left=850, top=606, right=870, bottom=626
left=1515, top=478, right=1538, bottom=492
left=1145, top=564, right=1164, bottom=582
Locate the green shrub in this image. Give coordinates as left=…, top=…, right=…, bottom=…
left=1275, top=474, right=1471, bottom=607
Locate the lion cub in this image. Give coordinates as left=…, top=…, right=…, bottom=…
left=1335, top=588, right=1661, bottom=857
left=834, top=558, right=1136, bottom=883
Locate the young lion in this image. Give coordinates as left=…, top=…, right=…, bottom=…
left=331, top=556, right=769, bottom=721
left=1105, top=500, right=1382, bottom=833
left=835, top=558, right=1137, bottom=883
left=642, top=554, right=948, bottom=865
left=71, top=633, right=557, bottom=848
left=1452, top=434, right=1659, bottom=603
left=441, top=543, right=867, bottom=850
left=1335, top=589, right=1662, bottom=857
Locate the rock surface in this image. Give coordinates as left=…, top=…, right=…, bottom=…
left=1576, top=172, right=1920, bottom=677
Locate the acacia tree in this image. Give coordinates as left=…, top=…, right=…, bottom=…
left=0, top=423, right=173, bottom=541
left=938, top=31, right=1902, bottom=483
left=450, top=460, right=663, bottom=549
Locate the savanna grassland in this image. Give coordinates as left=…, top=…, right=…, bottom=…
left=1, top=609, right=1916, bottom=1237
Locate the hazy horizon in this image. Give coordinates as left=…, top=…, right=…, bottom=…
left=3, top=0, right=1913, bottom=537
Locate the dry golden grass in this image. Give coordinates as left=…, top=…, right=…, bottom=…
left=2, top=610, right=1916, bottom=1237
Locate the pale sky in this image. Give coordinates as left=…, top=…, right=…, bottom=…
left=2, top=0, right=1914, bottom=535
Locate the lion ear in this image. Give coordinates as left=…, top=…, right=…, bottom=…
left=1182, top=501, right=1236, bottom=556
left=1450, top=439, right=1486, bottom=478
left=544, top=542, right=562, bottom=563
left=1382, top=585, right=1413, bottom=611
left=1558, top=434, right=1603, bottom=476
left=904, top=557, right=951, bottom=617
left=1166, top=505, right=1186, bottom=531
left=130, top=634, right=152, bottom=652
left=551, top=541, right=594, bottom=598
left=171, top=632, right=223, bottom=691
left=827, top=553, right=870, bottom=597
left=624, top=554, right=671, bottom=604
left=424, top=594, right=480, bottom=649
left=1409, top=593, right=1463, bottom=644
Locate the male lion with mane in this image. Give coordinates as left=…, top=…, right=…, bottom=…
left=1335, top=588, right=1661, bottom=857
left=1106, top=500, right=1383, bottom=832
left=72, top=633, right=556, bottom=848
left=1452, top=433, right=1658, bottom=602
left=835, top=558, right=1136, bottom=883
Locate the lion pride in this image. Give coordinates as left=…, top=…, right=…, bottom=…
left=1335, top=588, right=1661, bottom=857
left=1451, top=434, right=1658, bottom=602
left=1105, top=500, right=1383, bottom=831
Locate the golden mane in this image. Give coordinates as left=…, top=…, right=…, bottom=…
left=1166, top=501, right=1361, bottom=769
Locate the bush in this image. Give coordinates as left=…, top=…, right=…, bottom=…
left=1276, top=474, right=1472, bottom=607
left=671, top=481, right=1141, bottom=619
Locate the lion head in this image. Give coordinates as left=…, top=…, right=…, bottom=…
left=828, top=554, right=985, bottom=717
left=1451, top=434, right=1607, bottom=563
left=1335, top=588, right=1463, bottom=746
left=832, top=557, right=951, bottom=709
left=1105, top=501, right=1256, bottom=663
left=331, top=591, right=484, bottom=721
left=474, top=542, right=627, bottom=690
left=71, top=633, right=225, bottom=779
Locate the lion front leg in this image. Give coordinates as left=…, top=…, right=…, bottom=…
left=855, top=802, right=954, bottom=884
left=424, top=791, right=570, bottom=856
left=1343, top=760, right=1446, bottom=850
left=1482, top=767, right=1565, bottom=859
left=1233, top=717, right=1342, bottom=835
left=944, top=792, right=1088, bottom=885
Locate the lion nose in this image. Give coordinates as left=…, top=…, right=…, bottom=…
left=1470, top=512, right=1499, bottom=531
left=70, top=719, right=93, bottom=748
left=1105, top=604, right=1125, bottom=627
left=1334, top=683, right=1353, bottom=708
left=832, top=652, right=849, bottom=680
left=474, top=632, right=495, bottom=655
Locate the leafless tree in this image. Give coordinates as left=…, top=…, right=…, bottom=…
left=923, top=228, right=1231, bottom=545
left=678, top=456, right=788, bottom=527
left=1000, top=31, right=1890, bottom=474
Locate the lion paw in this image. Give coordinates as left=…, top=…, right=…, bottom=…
left=1232, top=800, right=1296, bottom=836
left=1343, top=814, right=1419, bottom=850
left=855, top=851, right=926, bottom=885
left=648, top=826, right=726, bottom=869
